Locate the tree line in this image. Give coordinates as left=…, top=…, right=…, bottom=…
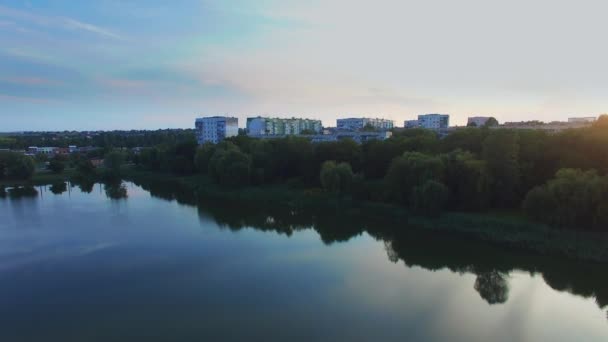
left=0, top=129, right=195, bottom=150
left=130, top=115, right=608, bottom=231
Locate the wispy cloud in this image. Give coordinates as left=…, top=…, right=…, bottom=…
left=1, top=76, right=64, bottom=86
left=0, top=5, right=122, bottom=39
left=62, top=18, right=121, bottom=39
left=0, top=93, right=61, bottom=104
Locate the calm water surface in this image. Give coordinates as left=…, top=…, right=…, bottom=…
left=0, top=182, right=607, bottom=341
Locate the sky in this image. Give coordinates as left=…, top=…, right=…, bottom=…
left=0, top=0, right=607, bottom=131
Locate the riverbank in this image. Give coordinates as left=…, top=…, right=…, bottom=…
left=121, top=168, right=608, bottom=263
left=3, top=167, right=606, bottom=262
left=0, top=169, right=78, bottom=186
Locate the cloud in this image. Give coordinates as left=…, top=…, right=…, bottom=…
left=62, top=18, right=122, bottom=39
left=0, top=93, right=61, bottom=104
left=0, top=5, right=122, bottom=39
left=2, top=76, right=63, bottom=86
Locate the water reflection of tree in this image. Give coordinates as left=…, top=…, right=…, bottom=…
left=129, top=176, right=608, bottom=313
left=7, top=186, right=38, bottom=198
left=104, top=182, right=127, bottom=199
left=50, top=181, right=67, bottom=195
left=474, top=271, right=509, bottom=304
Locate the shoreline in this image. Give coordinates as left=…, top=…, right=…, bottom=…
left=3, top=168, right=608, bottom=263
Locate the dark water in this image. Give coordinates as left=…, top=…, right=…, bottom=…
left=0, top=182, right=607, bottom=341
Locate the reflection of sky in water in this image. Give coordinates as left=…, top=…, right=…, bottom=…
left=0, top=183, right=606, bottom=341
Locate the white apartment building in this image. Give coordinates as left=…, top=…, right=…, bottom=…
left=246, top=117, right=322, bottom=136
left=195, top=116, right=239, bottom=144
left=418, top=114, right=449, bottom=130
left=336, top=118, right=394, bottom=131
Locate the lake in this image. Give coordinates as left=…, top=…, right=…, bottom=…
left=0, top=181, right=607, bottom=341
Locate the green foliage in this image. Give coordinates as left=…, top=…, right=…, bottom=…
left=77, top=159, right=96, bottom=175
left=0, top=152, right=35, bottom=180
left=47, top=156, right=66, bottom=174
left=483, top=117, right=499, bottom=127
left=320, top=161, right=353, bottom=194
left=442, top=150, right=491, bottom=210
left=482, top=130, right=520, bottom=207
left=209, top=147, right=252, bottom=187
left=385, top=152, right=444, bottom=204
left=440, top=128, right=485, bottom=155
left=523, top=169, right=608, bottom=230
left=410, top=180, right=449, bottom=217
left=194, top=143, right=216, bottom=173
left=592, top=114, right=608, bottom=129
left=103, top=151, right=126, bottom=179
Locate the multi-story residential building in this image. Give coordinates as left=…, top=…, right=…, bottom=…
left=499, top=120, right=594, bottom=133
left=467, top=116, right=493, bottom=127
left=568, top=117, right=596, bottom=123
left=404, top=120, right=420, bottom=129
left=246, top=117, right=322, bottom=136
left=195, top=116, right=238, bottom=144
left=418, top=114, right=449, bottom=130
left=336, top=118, right=394, bottom=131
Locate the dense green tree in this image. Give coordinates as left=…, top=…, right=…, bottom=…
left=320, top=161, right=354, bottom=194
left=47, top=156, right=66, bottom=174
left=385, top=152, right=444, bottom=204
left=483, top=117, right=499, bottom=127
left=209, top=149, right=252, bottom=187
left=482, top=130, right=520, bottom=207
left=76, top=159, right=96, bottom=175
left=0, top=152, right=35, bottom=180
left=194, top=143, right=216, bottom=174
left=523, top=169, right=608, bottom=230
left=440, top=128, right=485, bottom=155
left=442, top=150, right=491, bottom=211
left=103, top=151, right=125, bottom=178
left=410, top=180, right=449, bottom=217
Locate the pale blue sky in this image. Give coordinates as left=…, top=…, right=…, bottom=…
left=1, top=0, right=606, bottom=130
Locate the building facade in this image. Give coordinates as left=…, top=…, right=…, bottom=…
left=404, top=120, right=420, bottom=129
left=246, top=117, right=322, bottom=136
left=418, top=114, right=449, bottom=130
left=568, top=117, right=596, bottom=123
left=336, top=118, right=394, bottom=131
left=195, top=116, right=239, bottom=144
